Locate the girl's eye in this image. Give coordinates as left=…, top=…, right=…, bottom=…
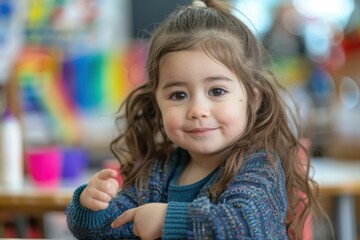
left=169, top=91, right=187, bottom=101
left=209, top=88, right=227, bottom=97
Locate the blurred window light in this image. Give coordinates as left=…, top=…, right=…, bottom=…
left=340, top=76, right=360, bottom=110
left=232, top=0, right=279, bottom=36
left=292, top=0, right=355, bottom=28
left=303, top=21, right=332, bottom=61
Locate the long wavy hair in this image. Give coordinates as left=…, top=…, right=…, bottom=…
left=110, top=0, right=328, bottom=239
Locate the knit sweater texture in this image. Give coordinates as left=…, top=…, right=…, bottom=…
left=66, top=148, right=288, bottom=239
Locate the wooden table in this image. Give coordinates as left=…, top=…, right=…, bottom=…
left=311, top=158, right=360, bottom=240
left=0, top=180, right=75, bottom=212
left=0, top=189, right=72, bottom=214
left=0, top=180, right=76, bottom=238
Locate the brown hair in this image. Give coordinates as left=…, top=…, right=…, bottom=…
left=110, top=0, right=328, bottom=239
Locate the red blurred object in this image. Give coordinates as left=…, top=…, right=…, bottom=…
left=342, top=30, right=360, bottom=53
left=103, top=159, right=123, bottom=187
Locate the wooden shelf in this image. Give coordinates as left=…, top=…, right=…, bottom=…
left=0, top=190, right=72, bottom=214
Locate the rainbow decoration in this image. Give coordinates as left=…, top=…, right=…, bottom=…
left=60, top=42, right=147, bottom=112
left=16, top=47, right=81, bottom=144
left=102, top=43, right=147, bottom=109
left=15, top=43, right=148, bottom=145
left=14, top=0, right=149, bottom=145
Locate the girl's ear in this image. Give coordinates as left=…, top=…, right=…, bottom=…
left=253, top=87, right=262, bottom=111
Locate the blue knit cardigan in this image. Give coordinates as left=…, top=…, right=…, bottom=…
left=66, top=148, right=287, bottom=239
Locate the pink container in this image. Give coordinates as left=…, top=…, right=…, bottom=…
left=26, top=147, right=62, bottom=188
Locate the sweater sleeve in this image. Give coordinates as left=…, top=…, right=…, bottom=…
left=66, top=158, right=170, bottom=239
left=165, top=152, right=288, bottom=240
left=65, top=184, right=140, bottom=239
left=163, top=201, right=191, bottom=239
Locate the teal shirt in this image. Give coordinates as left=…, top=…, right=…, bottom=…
left=164, top=151, right=220, bottom=239
left=167, top=150, right=218, bottom=202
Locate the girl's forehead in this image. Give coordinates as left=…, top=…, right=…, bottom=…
left=156, top=47, right=249, bottom=92
left=159, top=48, right=229, bottom=76
left=159, top=42, right=225, bottom=67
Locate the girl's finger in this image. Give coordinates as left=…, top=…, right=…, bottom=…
left=111, top=208, right=137, bottom=228
left=89, top=172, right=119, bottom=194
left=85, top=197, right=109, bottom=211
left=97, top=169, right=118, bottom=181
left=87, top=187, right=112, bottom=202
left=106, top=178, right=120, bottom=196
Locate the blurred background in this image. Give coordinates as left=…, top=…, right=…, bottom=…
left=0, top=0, right=359, bottom=239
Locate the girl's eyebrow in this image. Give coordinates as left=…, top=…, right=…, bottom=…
left=161, top=81, right=188, bottom=90
left=160, top=75, right=234, bottom=89
left=205, top=75, right=234, bottom=82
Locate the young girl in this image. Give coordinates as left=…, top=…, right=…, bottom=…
left=66, top=0, right=327, bottom=239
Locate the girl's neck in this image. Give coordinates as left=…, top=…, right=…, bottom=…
left=177, top=152, right=224, bottom=185
left=191, top=152, right=224, bottom=170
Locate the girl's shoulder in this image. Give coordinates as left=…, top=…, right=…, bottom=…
left=235, top=149, right=284, bottom=185
left=243, top=149, right=281, bottom=170
left=224, top=149, right=286, bottom=200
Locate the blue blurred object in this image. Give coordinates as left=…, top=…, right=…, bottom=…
left=73, top=54, right=103, bottom=111
left=0, top=0, right=12, bottom=18
left=61, top=146, right=88, bottom=180
left=308, top=65, right=334, bottom=108
left=0, top=0, right=12, bottom=45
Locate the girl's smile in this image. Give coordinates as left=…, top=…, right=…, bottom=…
left=185, top=127, right=218, bottom=137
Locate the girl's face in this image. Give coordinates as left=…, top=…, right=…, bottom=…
left=156, top=46, right=251, bottom=162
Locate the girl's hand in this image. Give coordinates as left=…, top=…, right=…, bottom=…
left=111, top=203, right=168, bottom=240
left=79, top=169, right=120, bottom=211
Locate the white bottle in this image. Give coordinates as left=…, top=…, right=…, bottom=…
left=0, top=109, right=24, bottom=190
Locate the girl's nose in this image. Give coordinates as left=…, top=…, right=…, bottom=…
left=187, top=99, right=209, bottom=119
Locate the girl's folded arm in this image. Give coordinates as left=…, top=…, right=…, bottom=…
left=66, top=184, right=140, bottom=239
left=163, top=159, right=287, bottom=240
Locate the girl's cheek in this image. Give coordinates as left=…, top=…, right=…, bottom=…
left=162, top=114, right=182, bottom=138
left=162, top=114, right=176, bottom=131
